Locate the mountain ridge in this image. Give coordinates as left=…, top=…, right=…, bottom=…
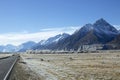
left=33, top=18, right=119, bottom=51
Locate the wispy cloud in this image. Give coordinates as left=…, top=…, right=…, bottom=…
left=39, top=26, right=80, bottom=33
left=0, top=26, right=81, bottom=46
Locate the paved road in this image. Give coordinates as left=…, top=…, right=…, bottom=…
left=0, top=55, right=19, bottom=80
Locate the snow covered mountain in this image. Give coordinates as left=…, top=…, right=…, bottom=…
left=40, top=33, right=70, bottom=45
left=93, top=18, right=118, bottom=33
left=32, top=33, right=70, bottom=50
left=0, top=33, right=70, bottom=52
left=93, top=18, right=119, bottom=43
left=77, top=18, right=119, bottom=43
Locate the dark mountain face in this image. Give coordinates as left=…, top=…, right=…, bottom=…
left=101, top=34, right=120, bottom=50
left=109, top=34, right=120, bottom=44
left=93, top=18, right=119, bottom=43
left=73, top=18, right=118, bottom=44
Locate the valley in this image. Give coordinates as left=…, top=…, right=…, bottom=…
left=10, top=51, right=120, bottom=80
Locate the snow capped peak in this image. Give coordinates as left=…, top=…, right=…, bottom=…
left=78, top=18, right=118, bottom=34
left=39, top=33, right=70, bottom=45
left=94, top=18, right=108, bottom=25
left=93, top=18, right=118, bottom=33
left=93, top=18, right=112, bottom=29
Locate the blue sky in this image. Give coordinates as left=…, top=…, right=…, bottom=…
left=0, top=0, right=120, bottom=45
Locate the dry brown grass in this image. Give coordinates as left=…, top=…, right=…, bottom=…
left=20, top=52, right=120, bottom=80
left=9, top=58, right=44, bottom=80
left=0, top=54, right=12, bottom=58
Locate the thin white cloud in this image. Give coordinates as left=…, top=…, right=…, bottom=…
left=0, top=26, right=81, bottom=46
left=39, top=26, right=80, bottom=33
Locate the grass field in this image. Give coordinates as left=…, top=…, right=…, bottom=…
left=17, top=52, right=120, bottom=80
left=0, top=53, right=12, bottom=58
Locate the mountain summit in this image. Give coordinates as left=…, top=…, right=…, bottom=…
left=93, top=18, right=118, bottom=33
left=94, top=18, right=109, bottom=26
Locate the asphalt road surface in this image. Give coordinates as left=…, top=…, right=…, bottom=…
left=0, top=55, right=19, bottom=80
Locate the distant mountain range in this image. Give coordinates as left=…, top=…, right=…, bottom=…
left=0, top=33, right=70, bottom=52
left=0, top=41, right=36, bottom=52
left=0, top=44, right=16, bottom=52
left=0, top=18, right=120, bottom=52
